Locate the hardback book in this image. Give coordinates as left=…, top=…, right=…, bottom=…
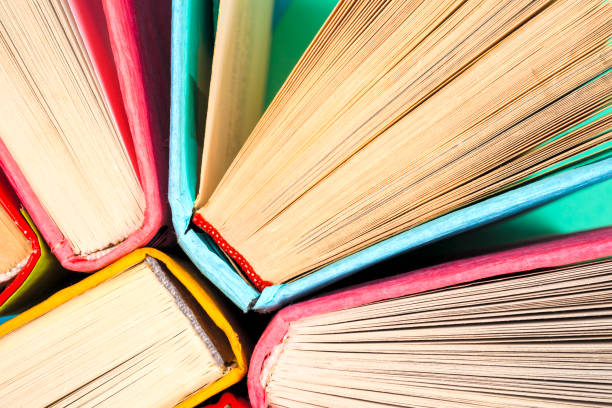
left=0, top=170, right=62, bottom=316
left=0, top=0, right=171, bottom=272
left=204, top=393, right=250, bottom=408
left=0, top=248, right=247, bottom=408
left=170, top=0, right=612, bottom=311
left=249, top=227, right=612, bottom=408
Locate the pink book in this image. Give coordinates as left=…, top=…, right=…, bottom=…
left=0, top=0, right=171, bottom=271
left=249, top=227, right=612, bottom=408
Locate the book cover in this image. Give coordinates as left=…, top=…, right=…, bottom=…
left=204, top=393, right=250, bottom=408
left=0, top=172, right=62, bottom=316
left=169, top=0, right=296, bottom=311
left=170, top=0, right=612, bottom=312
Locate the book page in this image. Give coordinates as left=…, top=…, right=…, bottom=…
left=196, top=0, right=612, bottom=285
left=194, top=0, right=275, bottom=207
left=265, top=259, right=612, bottom=408
left=0, top=0, right=145, bottom=257
left=0, top=259, right=229, bottom=407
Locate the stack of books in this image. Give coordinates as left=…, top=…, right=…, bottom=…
left=0, top=0, right=610, bottom=407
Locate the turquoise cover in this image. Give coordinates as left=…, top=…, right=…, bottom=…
left=169, top=0, right=612, bottom=312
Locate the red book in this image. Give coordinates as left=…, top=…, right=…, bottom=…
left=0, top=170, right=62, bottom=315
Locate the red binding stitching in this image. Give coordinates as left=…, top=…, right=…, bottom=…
left=192, top=213, right=272, bottom=291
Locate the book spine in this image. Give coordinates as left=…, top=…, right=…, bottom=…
left=192, top=214, right=272, bottom=291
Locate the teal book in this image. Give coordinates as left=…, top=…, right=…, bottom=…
left=169, top=0, right=612, bottom=311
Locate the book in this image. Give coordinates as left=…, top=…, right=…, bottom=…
left=170, top=0, right=612, bottom=311
left=193, top=0, right=612, bottom=286
left=0, top=170, right=62, bottom=316
left=0, top=248, right=247, bottom=408
left=248, top=227, right=612, bottom=408
left=194, top=0, right=274, bottom=206
left=204, top=393, right=250, bottom=408
left=0, top=0, right=171, bottom=272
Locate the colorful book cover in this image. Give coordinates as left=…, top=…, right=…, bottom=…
left=169, top=0, right=612, bottom=312
left=0, top=0, right=172, bottom=272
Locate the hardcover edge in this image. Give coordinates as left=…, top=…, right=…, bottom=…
left=187, top=155, right=612, bottom=312
left=0, top=0, right=167, bottom=272
left=171, top=0, right=612, bottom=313
left=0, top=175, right=41, bottom=309
left=203, top=392, right=251, bottom=408
left=253, top=157, right=612, bottom=311
left=0, top=171, right=62, bottom=315
left=0, top=210, right=62, bottom=315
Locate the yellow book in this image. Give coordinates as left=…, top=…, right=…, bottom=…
left=0, top=248, right=247, bottom=408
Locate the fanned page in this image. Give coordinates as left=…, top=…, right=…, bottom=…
left=194, top=0, right=274, bottom=206
left=264, top=259, right=612, bottom=408
left=0, top=258, right=231, bottom=407
left=194, top=0, right=612, bottom=288
left=0, top=0, right=145, bottom=261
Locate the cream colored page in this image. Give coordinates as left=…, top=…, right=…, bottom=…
left=198, top=0, right=611, bottom=283
left=194, top=0, right=274, bottom=207
left=0, top=262, right=224, bottom=407
left=0, top=208, right=31, bottom=281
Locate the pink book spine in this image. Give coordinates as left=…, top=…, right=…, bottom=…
left=248, top=227, right=612, bottom=408
left=101, top=0, right=171, bottom=240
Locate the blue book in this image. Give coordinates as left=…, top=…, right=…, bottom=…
left=169, top=0, right=612, bottom=311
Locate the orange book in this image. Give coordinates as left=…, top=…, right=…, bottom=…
left=0, top=248, right=247, bottom=407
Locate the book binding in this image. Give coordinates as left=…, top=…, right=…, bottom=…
left=192, top=214, right=272, bottom=291
left=203, top=392, right=251, bottom=408
left=169, top=0, right=612, bottom=312
left=0, top=0, right=170, bottom=272
left=0, top=173, right=61, bottom=315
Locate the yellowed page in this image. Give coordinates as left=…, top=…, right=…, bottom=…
left=266, top=260, right=612, bottom=408
left=195, top=0, right=275, bottom=207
